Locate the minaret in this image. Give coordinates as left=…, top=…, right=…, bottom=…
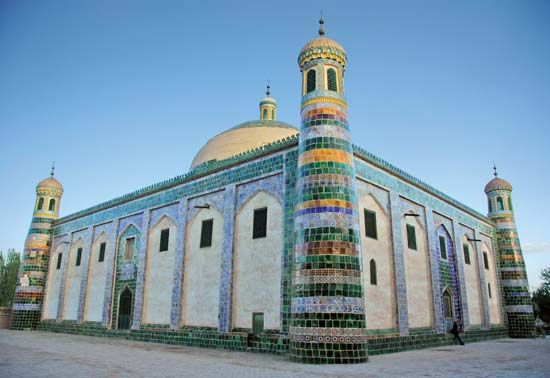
left=485, top=165, right=535, bottom=338
left=10, top=164, right=64, bottom=330
left=289, top=18, right=368, bottom=363
left=259, top=84, right=277, bottom=120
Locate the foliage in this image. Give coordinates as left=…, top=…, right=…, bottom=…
left=532, top=266, right=550, bottom=323
left=0, top=249, right=20, bottom=307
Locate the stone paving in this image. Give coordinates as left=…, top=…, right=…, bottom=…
left=0, top=330, right=549, bottom=377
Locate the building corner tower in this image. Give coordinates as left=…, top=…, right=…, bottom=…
left=10, top=165, right=63, bottom=330
left=485, top=166, right=535, bottom=338
left=289, top=19, right=368, bottom=364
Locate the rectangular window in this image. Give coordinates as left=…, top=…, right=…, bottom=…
left=75, top=247, right=82, bottom=266
left=200, top=219, right=213, bottom=248
left=56, top=253, right=62, bottom=270
left=364, top=209, right=377, bottom=239
left=439, top=235, right=447, bottom=260
left=463, top=244, right=471, bottom=265
left=406, top=224, right=417, bottom=250
left=488, top=283, right=492, bottom=298
left=483, top=251, right=489, bottom=270
left=125, top=237, right=135, bottom=260
left=252, top=312, right=264, bottom=335
left=252, top=208, right=268, bottom=239
left=159, top=228, right=170, bottom=252
left=98, top=242, right=106, bottom=263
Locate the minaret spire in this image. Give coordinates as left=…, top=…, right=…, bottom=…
left=318, top=13, right=325, bottom=36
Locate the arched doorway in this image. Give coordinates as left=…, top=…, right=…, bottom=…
left=118, top=287, right=133, bottom=330
left=443, top=289, right=454, bottom=332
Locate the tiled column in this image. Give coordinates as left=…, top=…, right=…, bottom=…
left=170, top=199, right=187, bottom=330
left=218, top=184, right=236, bottom=333
left=425, top=208, right=445, bottom=333
left=452, top=220, right=470, bottom=330
left=102, top=219, right=120, bottom=327
left=475, top=230, right=491, bottom=328
left=132, top=210, right=151, bottom=329
left=389, top=192, right=409, bottom=336
left=56, top=235, right=73, bottom=321
left=76, top=226, right=94, bottom=323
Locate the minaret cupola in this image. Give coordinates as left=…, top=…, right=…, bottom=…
left=259, top=84, right=277, bottom=120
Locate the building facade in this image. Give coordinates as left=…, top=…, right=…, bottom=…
left=11, top=20, right=535, bottom=363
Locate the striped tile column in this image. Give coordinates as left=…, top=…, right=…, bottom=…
left=485, top=172, right=536, bottom=338
left=289, top=20, right=368, bottom=364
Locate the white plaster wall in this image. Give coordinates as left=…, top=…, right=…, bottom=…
left=181, top=208, right=223, bottom=327
left=402, top=217, right=434, bottom=328
left=142, top=216, right=177, bottom=325
left=484, top=243, right=502, bottom=324
left=83, top=234, right=107, bottom=322
left=359, top=195, right=396, bottom=330
left=43, top=245, right=64, bottom=319
left=62, top=240, right=84, bottom=320
left=463, top=238, right=483, bottom=326
left=233, top=191, right=282, bottom=330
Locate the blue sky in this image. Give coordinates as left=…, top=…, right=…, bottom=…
left=1, top=0, right=549, bottom=288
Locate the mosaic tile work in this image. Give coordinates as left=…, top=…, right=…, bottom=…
left=111, top=223, right=141, bottom=330
left=485, top=185, right=536, bottom=338
left=289, top=29, right=367, bottom=363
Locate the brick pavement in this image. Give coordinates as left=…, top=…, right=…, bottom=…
left=0, top=330, right=549, bottom=377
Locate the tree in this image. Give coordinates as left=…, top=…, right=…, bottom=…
left=0, top=249, right=21, bottom=307
left=532, top=266, right=550, bottom=323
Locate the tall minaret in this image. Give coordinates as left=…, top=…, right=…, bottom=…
left=485, top=165, right=535, bottom=338
left=11, top=165, right=63, bottom=330
left=289, top=19, right=368, bottom=364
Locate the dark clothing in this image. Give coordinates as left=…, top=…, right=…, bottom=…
left=450, top=322, right=465, bottom=345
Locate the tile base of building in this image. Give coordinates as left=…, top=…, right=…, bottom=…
left=506, top=313, right=537, bottom=338
left=36, top=321, right=508, bottom=358
left=9, top=310, right=42, bottom=330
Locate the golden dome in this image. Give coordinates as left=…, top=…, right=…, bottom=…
left=300, top=36, right=346, bottom=56
left=484, top=177, right=512, bottom=193
left=37, top=176, right=63, bottom=193
left=190, top=120, right=298, bottom=169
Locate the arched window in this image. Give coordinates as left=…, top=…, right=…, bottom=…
left=507, top=196, right=513, bottom=211
left=488, top=198, right=493, bottom=212
left=369, top=259, right=377, bottom=285
left=306, top=69, right=316, bottom=93
left=327, top=68, right=337, bottom=92
left=262, top=108, right=268, bottom=119
left=497, top=197, right=504, bottom=211
left=37, top=197, right=44, bottom=210
left=443, top=290, right=453, bottom=319
left=48, top=198, right=56, bottom=211
left=271, top=109, right=275, bottom=119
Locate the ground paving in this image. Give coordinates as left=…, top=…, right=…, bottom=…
left=0, top=329, right=549, bottom=377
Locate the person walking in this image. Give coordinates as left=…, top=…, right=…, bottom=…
left=450, top=320, right=465, bottom=345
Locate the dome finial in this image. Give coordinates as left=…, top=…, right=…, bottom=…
left=51, top=161, right=55, bottom=178
left=493, top=162, right=498, bottom=178
left=318, top=12, right=325, bottom=36
left=266, top=81, right=271, bottom=97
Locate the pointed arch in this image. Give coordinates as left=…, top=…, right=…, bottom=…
left=306, top=69, right=316, bottom=93
left=369, top=259, right=377, bottom=285
left=496, top=196, right=504, bottom=211
left=327, top=67, right=338, bottom=92
left=48, top=198, right=56, bottom=211
left=37, top=197, right=44, bottom=210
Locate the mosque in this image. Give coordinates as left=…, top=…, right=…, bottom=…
left=11, top=19, right=535, bottom=363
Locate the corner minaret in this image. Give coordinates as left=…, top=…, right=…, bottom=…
left=10, top=164, right=64, bottom=330
left=259, top=84, right=277, bottom=120
left=485, top=165, right=535, bottom=338
left=289, top=18, right=368, bottom=363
